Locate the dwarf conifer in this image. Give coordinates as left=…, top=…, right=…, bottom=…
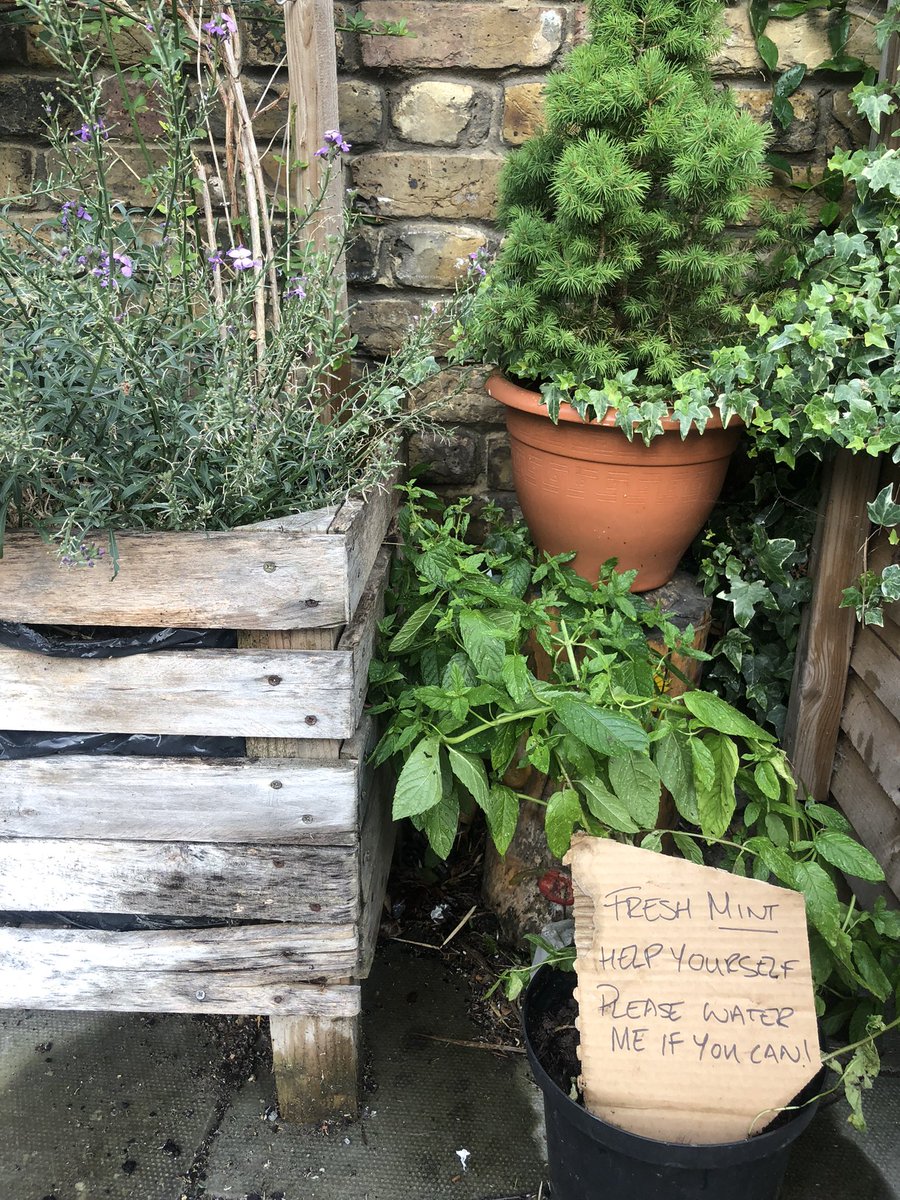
left=468, top=0, right=771, bottom=388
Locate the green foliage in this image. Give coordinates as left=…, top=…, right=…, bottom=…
left=455, top=0, right=770, bottom=393
left=0, top=1, right=454, bottom=564
left=711, top=79, right=900, bottom=468
left=697, top=458, right=819, bottom=736
left=840, top=483, right=900, bottom=626
left=372, top=490, right=900, bottom=1073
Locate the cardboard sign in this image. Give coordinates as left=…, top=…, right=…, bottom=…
left=565, top=837, right=820, bottom=1145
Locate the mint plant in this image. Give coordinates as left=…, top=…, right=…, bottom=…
left=371, top=489, right=900, bottom=1118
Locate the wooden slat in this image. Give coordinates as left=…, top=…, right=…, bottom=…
left=0, top=527, right=348, bottom=630
left=356, top=759, right=396, bottom=979
left=0, top=923, right=360, bottom=1014
left=0, top=840, right=358, bottom=922
left=831, top=736, right=900, bottom=899
left=239, top=626, right=343, bottom=759
left=342, top=546, right=391, bottom=728
left=0, top=755, right=359, bottom=844
left=0, top=551, right=389, bottom=739
left=283, top=0, right=343, bottom=249
left=840, top=672, right=900, bottom=808
left=0, top=645, right=356, bottom=739
left=850, top=625, right=900, bottom=722
left=335, top=487, right=397, bottom=623
left=784, top=451, right=882, bottom=800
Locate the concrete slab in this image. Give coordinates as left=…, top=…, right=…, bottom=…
left=203, top=944, right=547, bottom=1200
left=0, top=944, right=897, bottom=1200
left=0, top=1008, right=225, bottom=1199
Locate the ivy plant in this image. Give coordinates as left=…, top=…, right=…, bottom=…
left=840, top=482, right=900, bottom=626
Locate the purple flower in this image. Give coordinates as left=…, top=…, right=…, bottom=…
left=226, top=245, right=262, bottom=271
left=73, top=119, right=107, bottom=142
left=284, top=275, right=306, bottom=300
left=60, top=200, right=91, bottom=230
left=207, top=249, right=225, bottom=270
left=467, top=246, right=492, bottom=279
left=315, top=128, right=351, bottom=156
left=89, top=249, right=135, bottom=288
left=202, top=11, right=237, bottom=39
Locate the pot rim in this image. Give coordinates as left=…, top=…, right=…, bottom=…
left=486, top=371, right=742, bottom=435
left=522, top=966, right=823, bottom=1168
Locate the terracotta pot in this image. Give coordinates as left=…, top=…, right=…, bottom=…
left=486, top=373, right=742, bottom=592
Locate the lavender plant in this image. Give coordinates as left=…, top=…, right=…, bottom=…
left=0, top=1, right=455, bottom=566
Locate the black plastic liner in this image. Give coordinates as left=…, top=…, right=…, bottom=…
left=0, top=621, right=245, bottom=760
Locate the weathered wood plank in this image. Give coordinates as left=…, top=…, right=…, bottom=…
left=239, top=626, right=344, bottom=759
left=840, top=672, right=900, bottom=808
left=0, top=542, right=389, bottom=740
left=270, top=1008, right=359, bottom=1122
left=784, top=451, right=882, bottom=800
left=850, top=626, right=900, bottom=723
left=343, top=546, right=391, bottom=725
left=0, top=922, right=360, bottom=1014
left=0, top=755, right=359, bottom=844
left=335, top=484, right=397, bottom=623
left=0, top=921, right=358, bottom=1011
left=0, top=645, right=357, bottom=739
left=0, top=527, right=349, bottom=630
left=357, top=758, right=396, bottom=980
left=831, top=736, right=900, bottom=900
left=0, top=840, right=359, bottom=922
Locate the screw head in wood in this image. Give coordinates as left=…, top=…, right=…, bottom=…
left=304, top=714, right=318, bottom=725
left=263, top=561, right=277, bottom=573
left=270, top=780, right=283, bottom=789
left=267, top=675, right=282, bottom=686
left=195, top=989, right=206, bottom=1000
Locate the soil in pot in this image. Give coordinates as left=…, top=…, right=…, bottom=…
left=523, top=968, right=823, bottom=1200
left=487, top=374, right=741, bottom=592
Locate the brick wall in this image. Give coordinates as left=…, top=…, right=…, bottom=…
left=0, top=2, right=880, bottom=509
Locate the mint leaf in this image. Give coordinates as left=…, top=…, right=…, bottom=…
left=609, top=750, right=662, bottom=827
left=459, top=610, right=506, bottom=683
left=580, top=777, right=640, bottom=834
left=814, top=831, right=885, bottom=882
left=545, top=788, right=584, bottom=858
left=421, top=791, right=460, bottom=859
left=393, top=737, right=443, bottom=818
left=654, top=726, right=699, bottom=823
left=682, top=690, right=777, bottom=742
left=696, top=732, right=738, bottom=838
left=447, top=746, right=490, bottom=809
left=388, top=596, right=440, bottom=653
left=482, top=784, right=520, bottom=855
left=554, top=695, right=649, bottom=756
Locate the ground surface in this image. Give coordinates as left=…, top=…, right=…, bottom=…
left=1, top=937, right=898, bottom=1200
left=2, top=841, right=899, bottom=1200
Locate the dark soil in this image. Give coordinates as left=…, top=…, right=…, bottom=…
left=526, top=978, right=581, bottom=1099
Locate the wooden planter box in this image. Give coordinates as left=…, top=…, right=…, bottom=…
left=0, top=489, right=397, bottom=1122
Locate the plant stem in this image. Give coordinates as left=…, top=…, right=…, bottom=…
left=821, top=1013, right=900, bottom=1065
left=442, top=708, right=549, bottom=745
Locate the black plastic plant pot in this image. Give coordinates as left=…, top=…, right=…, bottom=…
left=523, top=968, right=823, bottom=1200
